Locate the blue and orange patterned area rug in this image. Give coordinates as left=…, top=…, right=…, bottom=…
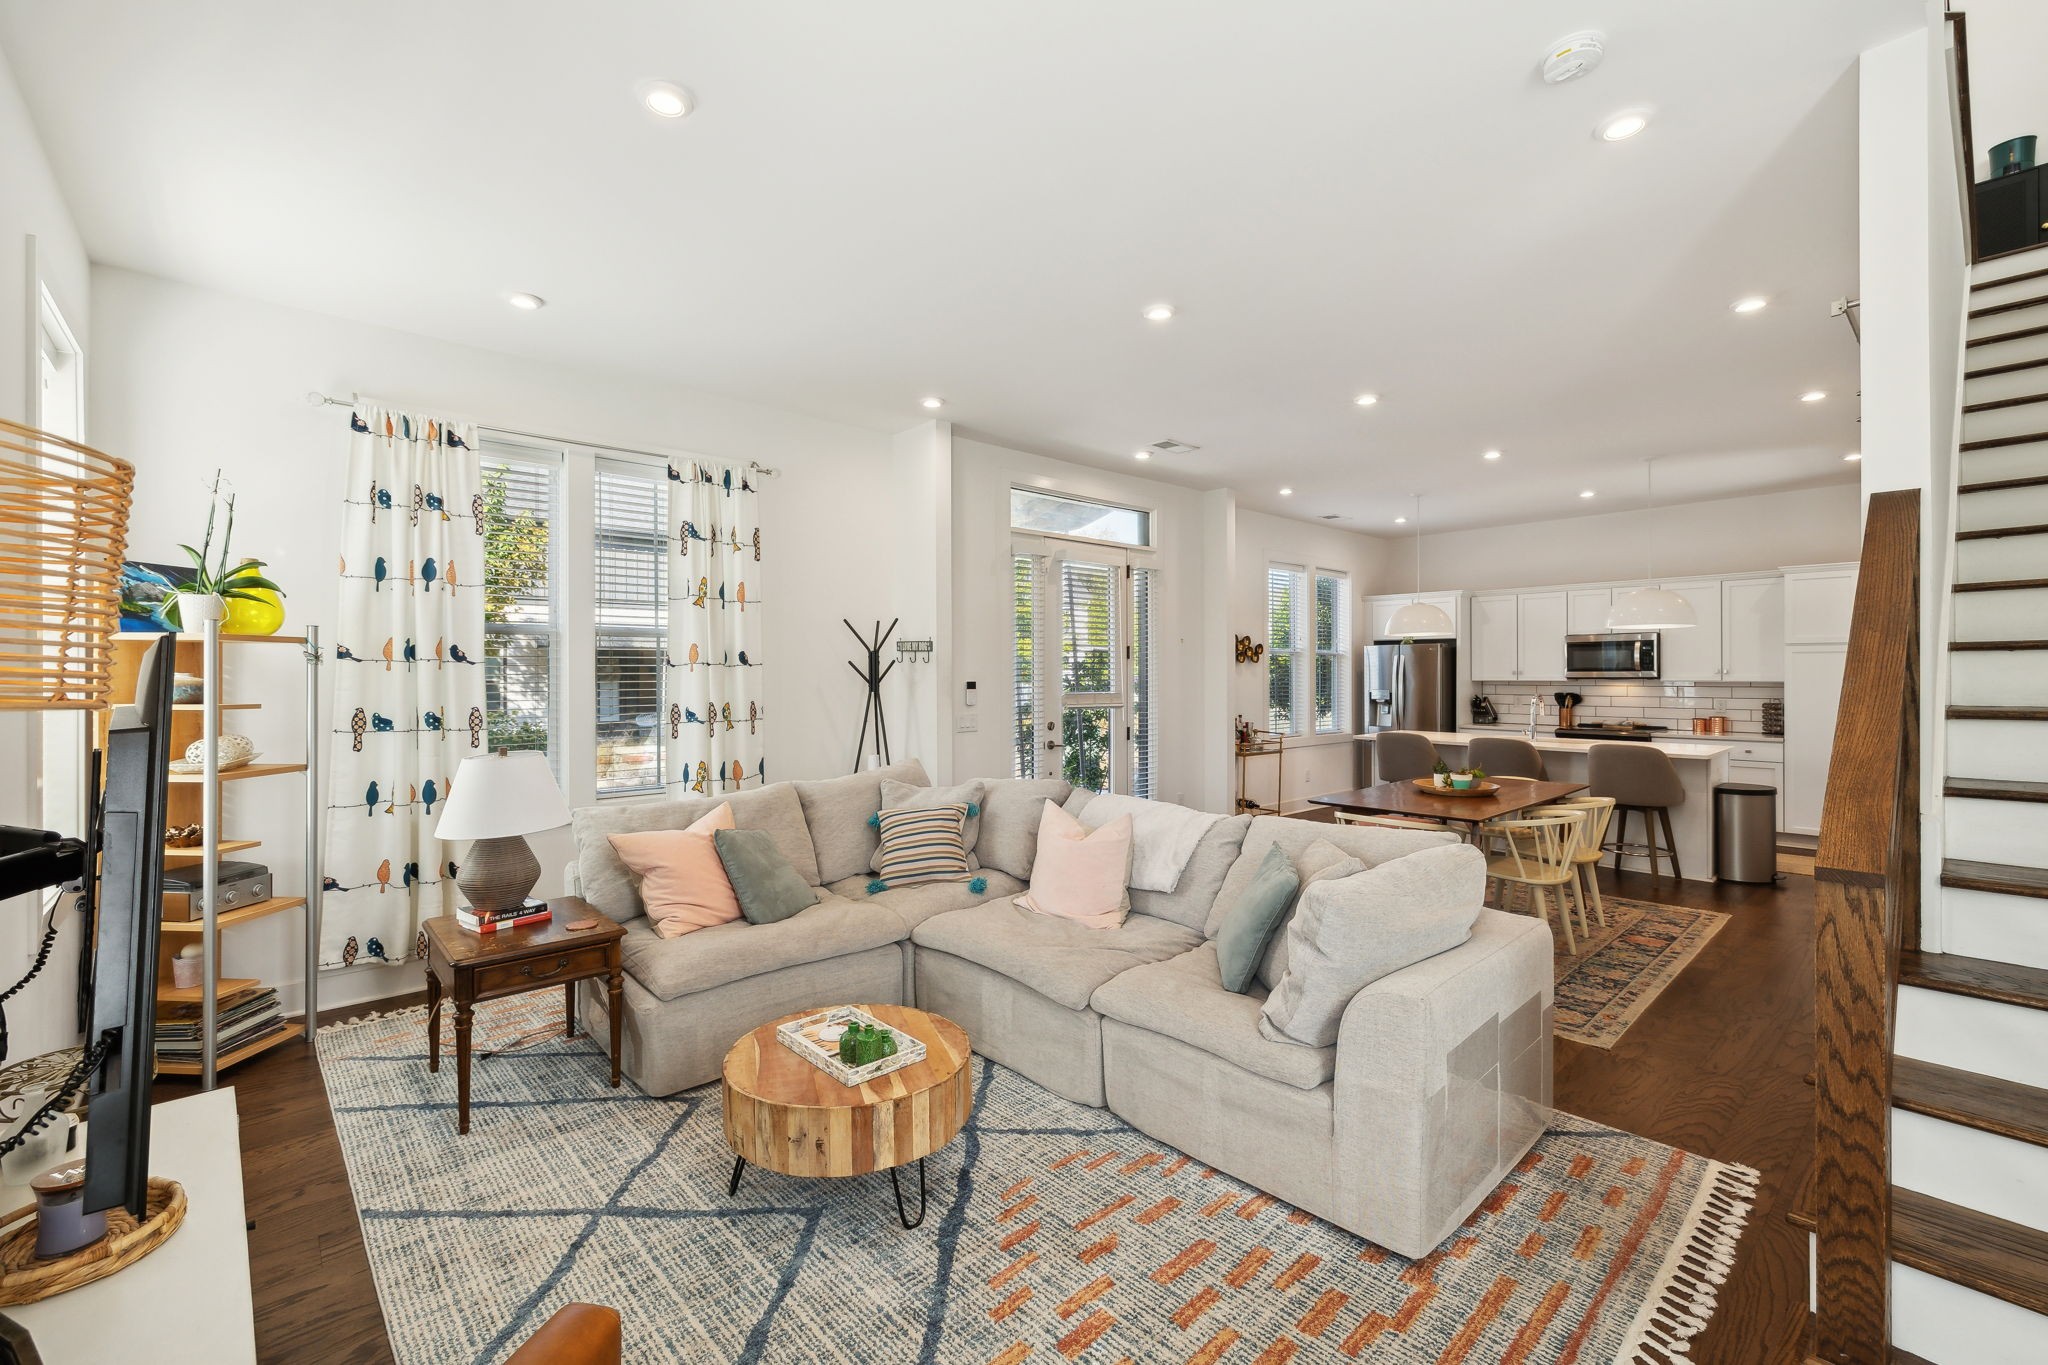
left=319, top=998, right=1756, bottom=1364
left=1542, top=897, right=1730, bottom=1050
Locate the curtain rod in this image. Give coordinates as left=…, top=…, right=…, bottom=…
left=304, top=390, right=780, bottom=476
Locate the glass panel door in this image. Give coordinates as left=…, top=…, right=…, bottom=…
left=1055, top=554, right=1123, bottom=794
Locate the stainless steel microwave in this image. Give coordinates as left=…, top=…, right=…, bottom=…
left=1565, top=632, right=1660, bottom=678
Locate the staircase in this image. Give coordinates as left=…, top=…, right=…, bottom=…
left=1810, top=246, right=2048, bottom=1365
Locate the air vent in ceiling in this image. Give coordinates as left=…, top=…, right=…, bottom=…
left=1147, top=439, right=1199, bottom=456
left=1319, top=514, right=1342, bottom=521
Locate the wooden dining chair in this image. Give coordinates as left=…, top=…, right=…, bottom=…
left=1479, top=809, right=1587, bottom=953
left=1333, top=811, right=1445, bottom=831
left=1552, top=795, right=1617, bottom=928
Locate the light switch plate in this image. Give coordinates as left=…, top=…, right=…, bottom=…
left=956, top=713, right=979, bottom=733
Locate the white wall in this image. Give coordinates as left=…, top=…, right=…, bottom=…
left=0, top=43, right=93, bottom=1059
left=88, top=266, right=935, bottom=1010
left=1231, top=509, right=1392, bottom=809
left=1961, top=0, right=2048, bottom=181
left=1411, top=484, right=1864, bottom=591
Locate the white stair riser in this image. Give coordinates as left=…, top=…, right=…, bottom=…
left=1969, top=331, right=2048, bottom=372
left=1947, top=718, right=2048, bottom=781
left=1943, top=797, right=2048, bottom=871
left=1958, top=483, right=2048, bottom=532
left=1892, top=1261, right=2048, bottom=1365
left=1940, top=886, right=2048, bottom=969
left=1956, top=530, right=2048, bottom=582
left=1949, top=648, right=2048, bottom=706
left=1954, top=586, right=2048, bottom=639
left=1969, top=299, right=2048, bottom=343
left=1893, top=1108, right=2048, bottom=1230
left=1974, top=271, right=2048, bottom=310
left=1896, top=985, right=2048, bottom=1088
left=1975, top=254, right=2048, bottom=287
left=1963, top=401, right=2048, bottom=443
left=1959, top=440, right=2048, bottom=482
left=1964, top=365, right=2048, bottom=405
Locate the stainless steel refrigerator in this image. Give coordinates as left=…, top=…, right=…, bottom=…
left=1364, top=640, right=1457, bottom=732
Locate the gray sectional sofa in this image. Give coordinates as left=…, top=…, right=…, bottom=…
left=565, top=759, right=1554, bottom=1258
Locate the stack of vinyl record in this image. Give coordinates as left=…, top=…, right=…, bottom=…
left=156, top=983, right=285, bottom=1061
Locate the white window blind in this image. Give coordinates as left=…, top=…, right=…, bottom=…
left=1267, top=566, right=1303, bottom=734
left=480, top=448, right=559, bottom=774
left=1012, top=553, right=1038, bottom=778
left=1060, top=560, right=1119, bottom=696
left=1314, top=571, right=1350, bottom=735
left=1133, top=565, right=1156, bottom=799
left=593, top=459, right=668, bottom=797
left=1268, top=566, right=1351, bottom=737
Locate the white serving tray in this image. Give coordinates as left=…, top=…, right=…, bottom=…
left=776, top=1005, right=927, bottom=1086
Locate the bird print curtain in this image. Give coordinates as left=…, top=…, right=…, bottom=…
left=322, top=401, right=486, bottom=969
left=665, top=459, right=765, bottom=796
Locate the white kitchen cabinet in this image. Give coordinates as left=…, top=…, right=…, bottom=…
left=1516, top=591, right=1569, bottom=682
left=1784, top=563, right=1859, bottom=644
left=1567, top=588, right=1616, bottom=635
left=1470, top=593, right=1520, bottom=681
left=1655, top=580, right=1725, bottom=682
left=1721, top=576, right=1785, bottom=682
left=1366, top=592, right=1461, bottom=642
left=1784, top=643, right=1848, bottom=835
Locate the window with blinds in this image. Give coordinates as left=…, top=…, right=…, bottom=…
left=1012, top=554, right=1037, bottom=778
left=1132, top=565, right=1156, bottom=799
left=1313, top=571, right=1350, bottom=734
left=593, top=459, right=668, bottom=797
left=1267, top=566, right=1302, bottom=734
left=480, top=447, right=559, bottom=774
left=1268, top=566, right=1352, bottom=736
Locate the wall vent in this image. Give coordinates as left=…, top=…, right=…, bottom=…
left=1147, top=439, right=1199, bottom=456
left=1319, top=514, right=1342, bottom=521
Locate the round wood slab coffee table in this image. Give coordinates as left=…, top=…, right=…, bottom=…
left=721, top=1004, right=971, bottom=1228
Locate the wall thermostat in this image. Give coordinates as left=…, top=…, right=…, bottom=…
left=964, top=680, right=977, bottom=707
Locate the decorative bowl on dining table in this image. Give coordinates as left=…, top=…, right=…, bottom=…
left=1411, top=777, right=1500, bottom=797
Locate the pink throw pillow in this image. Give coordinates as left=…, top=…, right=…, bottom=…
left=608, top=803, right=740, bottom=939
left=1016, top=800, right=1133, bottom=929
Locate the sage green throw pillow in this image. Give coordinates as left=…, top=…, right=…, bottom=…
left=713, top=828, right=819, bottom=925
left=1214, top=844, right=1299, bottom=994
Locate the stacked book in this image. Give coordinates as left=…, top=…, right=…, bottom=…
left=156, top=983, right=285, bottom=1062
left=457, top=901, right=552, bottom=934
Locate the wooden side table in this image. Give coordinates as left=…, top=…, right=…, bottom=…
left=423, top=900, right=626, bottom=1135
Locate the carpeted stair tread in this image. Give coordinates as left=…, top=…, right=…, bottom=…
left=1893, top=1057, right=2048, bottom=1149
left=1939, top=858, right=2048, bottom=899
left=1899, top=949, right=2048, bottom=1010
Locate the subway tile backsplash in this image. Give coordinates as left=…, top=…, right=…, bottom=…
left=1472, top=680, right=1785, bottom=737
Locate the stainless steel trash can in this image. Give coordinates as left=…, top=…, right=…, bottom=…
left=1714, top=782, right=1779, bottom=884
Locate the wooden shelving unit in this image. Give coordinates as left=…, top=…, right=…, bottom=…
left=107, top=624, right=324, bottom=1087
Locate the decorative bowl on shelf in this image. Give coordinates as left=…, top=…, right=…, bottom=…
left=171, top=734, right=258, bottom=774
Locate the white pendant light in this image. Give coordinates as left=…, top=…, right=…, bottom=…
left=1607, top=458, right=1696, bottom=630
left=1387, top=494, right=1454, bottom=637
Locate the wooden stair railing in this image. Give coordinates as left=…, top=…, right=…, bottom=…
left=1809, top=488, right=1920, bottom=1364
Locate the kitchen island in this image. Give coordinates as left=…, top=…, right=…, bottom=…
left=1354, top=730, right=1735, bottom=881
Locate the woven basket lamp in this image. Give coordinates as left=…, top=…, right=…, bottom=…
left=0, top=418, right=135, bottom=711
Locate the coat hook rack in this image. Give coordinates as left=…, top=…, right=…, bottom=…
left=846, top=618, right=899, bottom=772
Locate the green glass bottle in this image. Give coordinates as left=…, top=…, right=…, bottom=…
left=837, top=1024, right=860, bottom=1064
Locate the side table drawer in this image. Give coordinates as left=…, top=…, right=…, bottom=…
left=472, top=942, right=612, bottom=998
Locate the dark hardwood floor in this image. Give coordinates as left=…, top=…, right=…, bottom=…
left=160, top=866, right=1814, bottom=1364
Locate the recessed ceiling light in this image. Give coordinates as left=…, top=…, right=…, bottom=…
left=507, top=292, right=545, bottom=311
left=1394, top=516, right=1408, bottom=524
left=1800, top=390, right=1827, bottom=403
left=1482, top=449, right=1503, bottom=461
left=1844, top=451, right=1862, bottom=461
left=1598, top=112, right=1648, bottom=142
left=1354, top=393, right=1380, bottom=407
left=1142, top=303, right=1176, bottom=322
left=1579, top=489, right=1596, bottom=499
left=1731, top=296, right=1768, bottom=314
left=1133, top=450, right=1151, bottom=460
left=1279, top=487, right=1294, bottom=497
left=920, top=396, right=944, bottom=410
left=639, top=81, right=692, bottom=119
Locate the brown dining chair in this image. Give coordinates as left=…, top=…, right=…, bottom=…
left=1465, top=736, right=1548, bottom=780
left=1587, top=743, right=1686, bottom=878
left=1374, top=731, right=1439, bottom=783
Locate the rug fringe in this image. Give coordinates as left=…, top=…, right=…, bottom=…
left=316, top=1001, right=428, bottom=1033
left=1618, top=1161, right=1762, bottom=1364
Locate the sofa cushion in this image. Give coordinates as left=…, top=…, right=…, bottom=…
left=791, top=759, right=931, bottom=885
left=618, top=895, right=907, bottom=1003
left=975, top=778, right=1075, bottom=879
left=607, top=805, right=741, bottom=938
left=1092, top=943, right=1336, bottom=1090
left=1213, top=843, right=1297, bottom=994
left=1016, top=803, right=1133, bottom=929
left=872, top=802, right=975, bottom=889
left=1257, top=841, right=1365, bottom=991
left=877, top=778, right=986, bottom=870
left=912, top=902, right=1201, bottom=1011
left=572, top=783, right=818, bottom=922
left=713, top=828, right=819, bottom=925
left=827, top=871, right=1021, bottom=934
left=1259, top=843, right=1486, bottom=1048
left=1204, top=816, right=1458, bottom=938
left=1130, top=814, right=1250, bottom=931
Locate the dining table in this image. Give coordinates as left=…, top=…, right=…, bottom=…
left=1308, top=777, right=1590, bottom=837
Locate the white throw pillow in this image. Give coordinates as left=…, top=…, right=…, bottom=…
left=1015, top=800, right=1134, bottom=929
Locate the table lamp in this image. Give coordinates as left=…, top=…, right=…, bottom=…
left=434, top=749, right=572, bottom=912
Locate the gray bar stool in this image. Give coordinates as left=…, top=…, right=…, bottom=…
left=1587, top=743, right=1685, bottom=878
left=1465, top=736, right=1548, bottom=780
left=1374, top=731, right=1439, bottom=783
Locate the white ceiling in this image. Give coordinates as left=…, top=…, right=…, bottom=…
left=0, top=0, right=1921, bottom=531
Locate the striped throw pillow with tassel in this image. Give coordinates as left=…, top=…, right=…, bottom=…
left=869, top=803, right=979, bottom=894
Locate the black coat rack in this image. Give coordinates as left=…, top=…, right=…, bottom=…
left=846, top=618, right=898, bottom=773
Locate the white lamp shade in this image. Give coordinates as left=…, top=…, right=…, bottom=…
left=434, top=750, right=573, bottom=841
left=1606, top=586, right=1698, bottom=631
left=1386, top=600, right=1455, bottom=638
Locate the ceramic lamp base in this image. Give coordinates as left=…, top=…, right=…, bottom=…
left=457, top=835, right=541, bottom=913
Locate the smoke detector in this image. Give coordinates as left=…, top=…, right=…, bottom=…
left=1540, top=32, right=1606, bottom=84
left=1146, top=438, right=1200, bottom=456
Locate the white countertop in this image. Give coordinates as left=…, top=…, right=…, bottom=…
left=1357, top=728, right=1734, bottom=759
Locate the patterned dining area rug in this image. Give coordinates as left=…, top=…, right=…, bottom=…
left=319, top=997, right=1758, bottom=1364
left=1534, top=895, right=1731, bottom=1048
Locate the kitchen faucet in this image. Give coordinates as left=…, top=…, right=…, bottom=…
left=1527, top=697, right=1542, bottom=738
